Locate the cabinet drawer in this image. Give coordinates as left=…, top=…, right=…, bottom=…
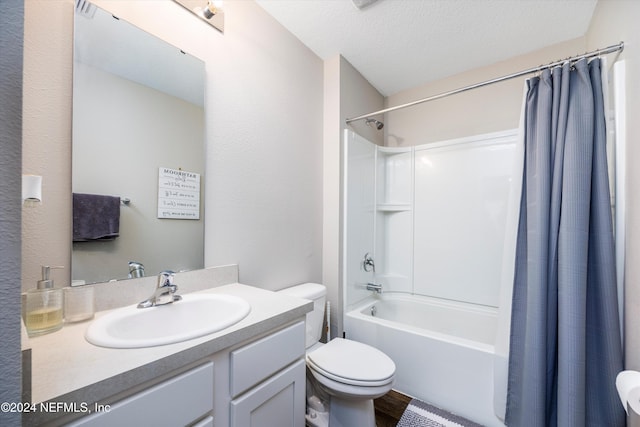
left=230, top=321, right=305, bottom=397
left=69, top=362, right=214, bottom=427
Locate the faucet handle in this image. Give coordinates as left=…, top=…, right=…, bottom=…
left=363, top=253, right=375, bottom=273
left=157, top=270, right=176, bottom=288
left=138, top=271, right=180, bottom=308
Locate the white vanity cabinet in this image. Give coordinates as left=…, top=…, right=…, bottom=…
left=69, top=362, right=214, bottom=427
left=228, top=322, right=306, bottom=427
left=66, top=321, right=306, bottom=427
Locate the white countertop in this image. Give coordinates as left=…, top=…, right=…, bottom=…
left=25, top=283, right=311, bottom=413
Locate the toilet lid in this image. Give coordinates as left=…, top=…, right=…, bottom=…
left=306, top=338, right=395, bottom=384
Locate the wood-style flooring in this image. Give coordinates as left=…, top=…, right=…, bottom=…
left=374, top=389, right=412, bottom=427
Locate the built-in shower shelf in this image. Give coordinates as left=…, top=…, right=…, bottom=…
left=378, top=146, right=412, bottom=155
left=377, top=203, right=412, bottom=212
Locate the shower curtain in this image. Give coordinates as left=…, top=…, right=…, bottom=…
left=505, top=58, right=624, bottom=426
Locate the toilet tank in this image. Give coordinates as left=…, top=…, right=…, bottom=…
left=278, top=283, right=326, bottom=349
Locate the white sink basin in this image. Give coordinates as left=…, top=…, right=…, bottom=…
left=85, top=293, right=251, bottom=348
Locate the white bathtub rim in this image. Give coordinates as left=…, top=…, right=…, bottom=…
left=345, top=292, right=497, bottom=354
left=350, top=292, right=498, bottom=314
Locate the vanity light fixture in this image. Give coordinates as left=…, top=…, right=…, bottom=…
left=197, top=0, right=223, bottom=19
left=173, top=0, right=225, bottom=33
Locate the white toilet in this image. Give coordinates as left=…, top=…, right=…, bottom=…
left=279, top=283, right=395, bottom=427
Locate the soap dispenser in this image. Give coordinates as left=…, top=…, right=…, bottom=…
left=24, top=266, right=64, bottom=337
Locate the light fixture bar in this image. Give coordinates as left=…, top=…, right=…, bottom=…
left=173, top=0, right=225, bottom=33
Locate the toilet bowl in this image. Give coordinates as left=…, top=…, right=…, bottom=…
left=278, top=283, right=396, bottom=427
left=307, top=338, right=395, bottom=426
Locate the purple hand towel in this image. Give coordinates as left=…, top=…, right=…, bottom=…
left=73, top=193, right=121, bottom=242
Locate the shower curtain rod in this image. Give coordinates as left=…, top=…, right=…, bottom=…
left=345, top=41, right=624, bottom=124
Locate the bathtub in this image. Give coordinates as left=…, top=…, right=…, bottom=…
left=344, top=293, right=505, bottom=427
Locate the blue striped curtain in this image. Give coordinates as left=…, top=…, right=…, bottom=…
left=505, top=58, right=624, bottom=426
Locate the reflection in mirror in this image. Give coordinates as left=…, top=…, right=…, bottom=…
left=72, top=1, right=206, bottom=285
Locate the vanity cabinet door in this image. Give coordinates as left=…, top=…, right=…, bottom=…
left=68, top=362, right=214, bottom=427
left=230, top=359, right=305, bottom=427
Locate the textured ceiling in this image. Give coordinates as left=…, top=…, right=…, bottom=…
left=255, top=0, right=598, bottom=96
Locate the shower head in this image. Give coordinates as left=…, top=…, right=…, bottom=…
left=365, top=118, right=384, bottom=130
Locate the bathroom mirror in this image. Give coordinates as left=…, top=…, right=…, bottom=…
left=72, top=1, right=205, bottom=284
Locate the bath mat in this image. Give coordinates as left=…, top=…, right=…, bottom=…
left=396, top=398, right=485, bottom=427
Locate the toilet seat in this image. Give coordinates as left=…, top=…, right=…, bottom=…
left=306, top=338, right=395, bottom=387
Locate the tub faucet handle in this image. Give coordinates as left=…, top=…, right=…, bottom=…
left=363, top=253, right=375, bottom=273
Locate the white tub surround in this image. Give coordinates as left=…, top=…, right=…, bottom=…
left=23, top=273, right=312, bottom=426
left=342, top=130, right=518, bottom=427
left=343, top=129, right=518, bottom=308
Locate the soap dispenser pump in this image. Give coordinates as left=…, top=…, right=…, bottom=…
left=24, top=266, right=64, bottom=337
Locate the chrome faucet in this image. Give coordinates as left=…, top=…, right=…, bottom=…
left=366, top=282, right=383, bottom=294
left=137, top=270, right=182, bottom=308
left=128, top=261, right=145, bottom=278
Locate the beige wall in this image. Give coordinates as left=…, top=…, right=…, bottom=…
left=22, top=0, right=324, bottom=292
left=587, top=0, right=640, bottom=369
left=385, top=37, right=586, bottom=146
left=22, top=0, right=74, bottom=292
left=323, top=55, right=342, bottom=339
left=340, top=57, right=386, bottom=147
left=202, top=1, right=324, bottom=290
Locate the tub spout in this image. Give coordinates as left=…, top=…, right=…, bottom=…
left=366, top=282, right=383, bottom=294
